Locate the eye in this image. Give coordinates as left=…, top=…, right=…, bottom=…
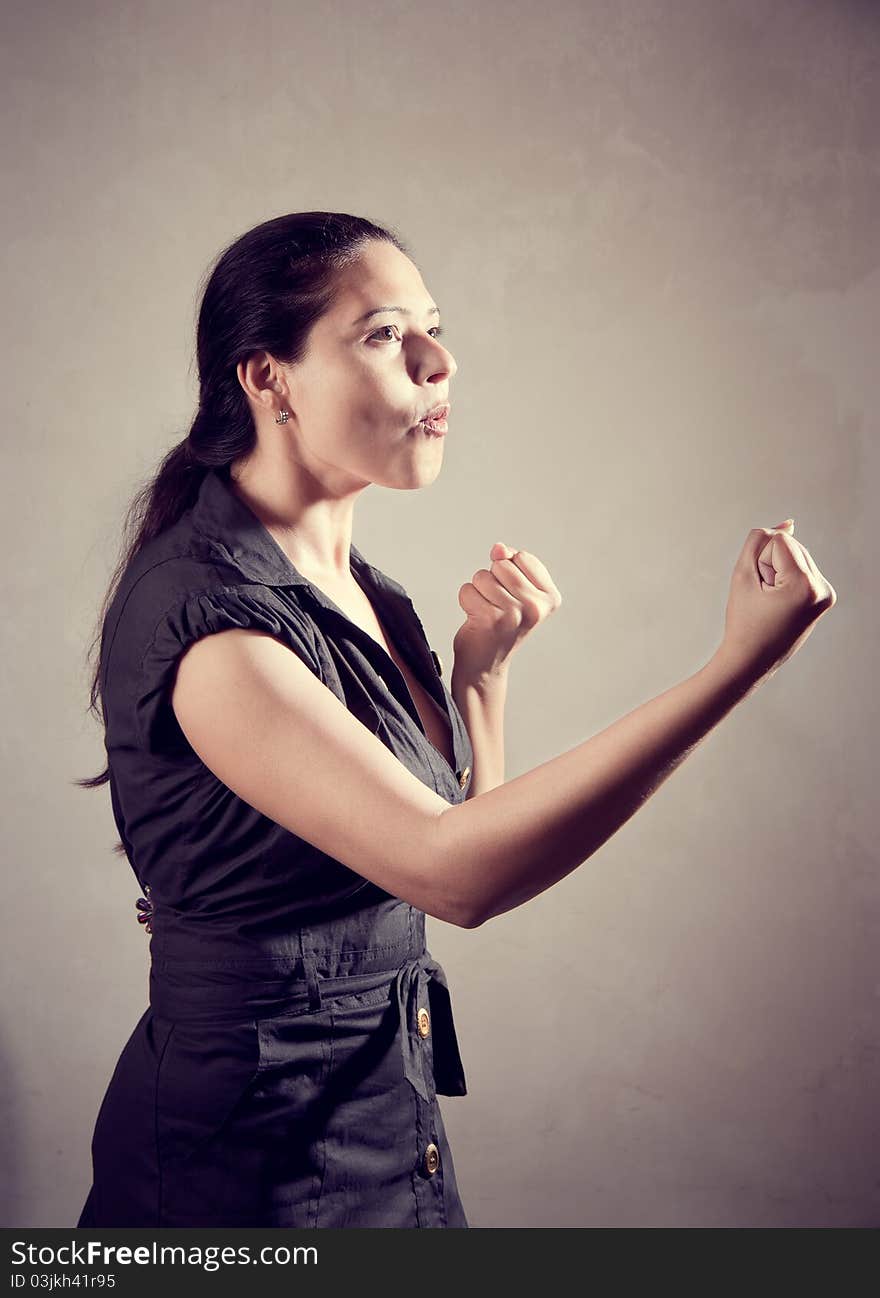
left=367, top=324, right=446, bottom=343
left=369, top=324, right=401, bottom=342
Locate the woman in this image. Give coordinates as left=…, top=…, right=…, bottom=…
left=75, top=210, right=836, bottom=1228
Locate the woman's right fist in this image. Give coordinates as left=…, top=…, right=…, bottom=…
left=717, top=519, right=837, bottom=685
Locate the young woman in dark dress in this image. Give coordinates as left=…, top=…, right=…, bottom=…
left=76, top=211, right=837, bottom=1228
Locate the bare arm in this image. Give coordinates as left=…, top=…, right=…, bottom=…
left=437, top=650, right=756, bottom=925
left=171, top=524, right=835, bottom=931
left=168, top=633, right=754, bottom=929
left=450, top=666, right=508, bottom=799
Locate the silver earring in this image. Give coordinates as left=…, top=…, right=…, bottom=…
left=275, top=408, right=290, bottom=424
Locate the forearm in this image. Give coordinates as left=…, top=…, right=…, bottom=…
left=450, top=665, right=508, bottom=798
left=436, top=649, right=763, bottom=927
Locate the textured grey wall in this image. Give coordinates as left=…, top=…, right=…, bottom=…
left=2, top=0, right=877, bottom=1227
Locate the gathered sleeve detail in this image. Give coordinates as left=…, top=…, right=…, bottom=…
left=135, top=584, right=323, bottom=752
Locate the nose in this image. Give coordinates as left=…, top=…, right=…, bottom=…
left=423, top=334, right=457, bottom=383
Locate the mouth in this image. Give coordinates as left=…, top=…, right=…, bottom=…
left=413, top=402, right=450, bottom=436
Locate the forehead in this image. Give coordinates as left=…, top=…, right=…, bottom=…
left=330, top=241, right=431, bottom=314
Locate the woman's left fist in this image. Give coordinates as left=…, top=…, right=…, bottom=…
left=451, top=541, right=563, bottom=680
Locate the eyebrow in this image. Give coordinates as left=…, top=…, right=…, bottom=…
left=352, top=304, right=440, bottom=326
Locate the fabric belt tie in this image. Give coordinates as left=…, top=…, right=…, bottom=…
left=394, top=953, right=467, bottom=1099
left=148, top=946, right=467, bottom=1098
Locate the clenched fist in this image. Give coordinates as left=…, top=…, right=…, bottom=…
left=451, top=541, right=562, bottom=683
left=718, top=518, right=837, bottom=684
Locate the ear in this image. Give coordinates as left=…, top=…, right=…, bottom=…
left=237, top=353, right=288, bottom=414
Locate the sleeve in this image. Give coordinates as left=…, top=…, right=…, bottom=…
left=135, top=584, right=323, bottom=753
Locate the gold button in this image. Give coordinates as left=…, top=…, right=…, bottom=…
left=424, top=1142, right=440, bottom=1175
left=417, top=1007, right=430, bottom=1037
left=458, top=765, right=471, bottom=789
left=431, top=649, right=444, bottom=678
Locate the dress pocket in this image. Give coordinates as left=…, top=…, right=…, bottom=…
left=155, top=1018, right=263, bottom=1173
left=155, top=1014, right=330, bottom=1226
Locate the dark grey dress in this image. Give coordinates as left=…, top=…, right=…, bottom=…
left=76, top=466, right=474, bottom=1228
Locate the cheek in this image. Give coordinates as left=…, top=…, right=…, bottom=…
left=356, top=384, right=403, bottom=431
left=321, top=355, right=405, bottom=434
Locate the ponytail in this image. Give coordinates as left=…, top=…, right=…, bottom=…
left=75, top=210, right=407, bottom=820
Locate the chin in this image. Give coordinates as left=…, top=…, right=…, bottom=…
left=371, top=442, right=444, bottom=491
left=392, top=470, right=442, bottom=491
left=375, top=461, right=442, bottom=491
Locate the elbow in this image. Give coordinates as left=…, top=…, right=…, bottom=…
left=426, top=885, right=483, bottom=930
left=429, top=807, right=488, bottom=930
left=449, top=900, right=486, bottom=930
left=463, top=907, right=489, bottom=930
left=457, top=882, right=493, bottom=927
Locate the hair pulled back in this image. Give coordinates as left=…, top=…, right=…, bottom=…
left=77, top=211, right=408, bottom=803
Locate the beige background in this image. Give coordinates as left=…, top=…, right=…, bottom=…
left=2, top=0, right=877, bottom=1228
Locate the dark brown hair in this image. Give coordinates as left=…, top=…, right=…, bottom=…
left=76, top=211, right=408, bottom=814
